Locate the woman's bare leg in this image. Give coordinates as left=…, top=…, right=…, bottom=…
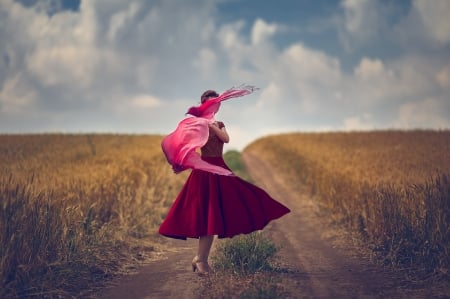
left=198, top=235, right=214, bottom=260
left=194, top=235, right=214, bottom=273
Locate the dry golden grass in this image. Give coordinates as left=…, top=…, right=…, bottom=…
left=245, top=130, right=450, bottom=279
left=0, top=134, right=187, bottom=298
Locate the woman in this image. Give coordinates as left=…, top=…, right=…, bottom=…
left=159, top=88, right=290, bottom=275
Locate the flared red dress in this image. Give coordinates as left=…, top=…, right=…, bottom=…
left=158, top=122, right=290, bottom=240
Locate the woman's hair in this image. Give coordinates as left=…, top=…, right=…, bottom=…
left=200, top=90, right=219, bottom=104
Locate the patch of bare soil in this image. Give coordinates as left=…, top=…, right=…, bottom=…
left=93, top=152, right=449, bottom=299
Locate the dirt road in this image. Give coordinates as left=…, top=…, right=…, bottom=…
left=242, top=152, right=409, bottom=298
left=97, top=152, right=444, bottom=298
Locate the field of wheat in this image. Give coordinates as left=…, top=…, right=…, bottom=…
left=0, top=134, right=187, bottom=298
left=244, top=130, right=450, bottom=279
left=2, top=131, right=449, bottom=296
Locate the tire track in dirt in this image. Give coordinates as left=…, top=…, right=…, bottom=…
left=242, top=151, right=414, bottom=299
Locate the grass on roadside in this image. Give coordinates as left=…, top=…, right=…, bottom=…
left=223, top=150, right=253, bottom=182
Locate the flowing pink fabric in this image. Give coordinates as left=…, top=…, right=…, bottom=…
left=161, top=85, right=257, bottom=175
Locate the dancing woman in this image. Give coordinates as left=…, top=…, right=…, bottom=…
left=159, top=86, right=290, bottom=275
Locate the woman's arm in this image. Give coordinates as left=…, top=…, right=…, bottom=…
left=209, top=122, right=230, bottom=143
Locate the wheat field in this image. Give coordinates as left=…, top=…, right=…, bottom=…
left=2, top=131, right=449, bottom=297
left=0, top=134, right=187, bottom=298
left=245, top=130, right=450, bottom=278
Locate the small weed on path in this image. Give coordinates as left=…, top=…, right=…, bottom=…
left=213, top=232, right=278, bottom=275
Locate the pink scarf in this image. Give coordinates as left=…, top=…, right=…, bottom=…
left=161, top=85, right=257, bottom=175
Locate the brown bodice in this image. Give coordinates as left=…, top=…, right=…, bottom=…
left=201, top=121, right=225, bottom=157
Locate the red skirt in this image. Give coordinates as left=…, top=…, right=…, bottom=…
left=158, top=156, right=290, bottom=239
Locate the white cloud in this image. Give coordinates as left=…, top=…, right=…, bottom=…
left=341, top=0, right=376, bottom=36
left=28, top=45, right=99, bottom=88
left=223, top=124, right=251, bottom=151
left=282, top=44, right=341, bottom=82
left=339, top=0, right=450, bottom=53
left=0, top=73, right=36, bottom=113
left=436, top=65, right=450, bottom=89
left=219, top=21, right=246, bottom=50
left=350, top=57, right=398, bottom=106
left=348, top=54, right=450, bottom=111
left=107, top=2, right=141, bottom=42
left=396, top=98, right=450, bottom=129
left=339, top=0, right=383, bottom=51
left=343, top=113, right=374, bottom=130
left=256, top=82, right=282, bottom=109
left=276, top=43, right=342, bottom=113
left=414, top=0, right=450, bottom=45
left=192, top=48, right=218, bottom=77
left=251, top=18, right=277, bottom=45
left=354, top=58, right=388, bottom=80
left=130, top=94, right=162, bottom=108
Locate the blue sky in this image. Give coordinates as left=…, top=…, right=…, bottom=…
left=1, top=0, right=449, bottom=150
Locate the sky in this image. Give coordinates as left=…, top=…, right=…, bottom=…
left=1, top=0, right=449, bottom=150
